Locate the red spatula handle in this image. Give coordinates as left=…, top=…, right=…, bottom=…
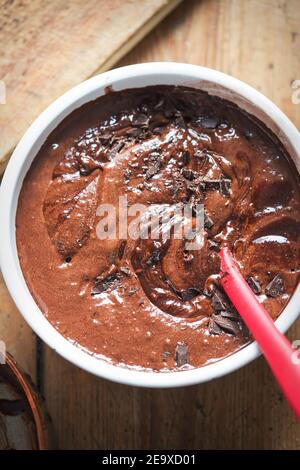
left=219, top=247, right=300, bottom=420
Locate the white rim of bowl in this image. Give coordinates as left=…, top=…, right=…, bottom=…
left=1, top=62, right=300, bottom=388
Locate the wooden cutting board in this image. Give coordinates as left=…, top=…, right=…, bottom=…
left=0, top=0, right=181, bottom=174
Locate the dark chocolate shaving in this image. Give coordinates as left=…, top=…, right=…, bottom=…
left=182, top=169, right=195, bottom=181
left=132, top=113, right=149, bottom=127
left=212, top=314, right=240, bottom=336
left=120, top=266, right=131, bottom=276
left=92, top=270, right=122, bottom=295
left=200, top=179, right=221, bottom=190
left=182, top=150, right=190, bottom=166
left=175, top=342, right=189, bottom=366
left=110, top=140, right=125, bottom=158
left=196, top=115, right=220, bottom=129
left=145, top=250, right=161, bottom=267
left=220, top=310, right=241, bottom=320
left=211, top=289, right=229, bottom=311
left=265, top=274, right=284, bottom=297
left=204, top=213, right=214, bottom=229
left=247, top=276, right=262, bottom=294
left=220, top=176, right=231, bottom=196
left=124, top=168, right=131, bottom=183
left=152, top=126, right=165, bottom=135
left=180, top=287, right=201, bottom=301
left=208, top=318, right=222, bottom=335
left=208, top=239, right=220, bottom=252
left=144, top=153, right=162, bottom=180
left=145, top=161, right=161, bottom=180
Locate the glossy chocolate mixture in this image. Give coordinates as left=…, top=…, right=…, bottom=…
left=16, top=86, right=300, bottom=370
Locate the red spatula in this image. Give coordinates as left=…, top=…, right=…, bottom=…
left=219, top=247, right=300, bottom=420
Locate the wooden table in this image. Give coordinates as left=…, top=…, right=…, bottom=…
left=1, top=0, right=300, bottom=449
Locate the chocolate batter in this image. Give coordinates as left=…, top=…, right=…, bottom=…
left=16, top=86, right=300, bottom=370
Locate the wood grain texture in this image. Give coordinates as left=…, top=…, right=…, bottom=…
left=0, top=273, right=36, bottom=379
left=0, top=0, right=181, bottom=171
left=1, top=0, right=300, bottom=449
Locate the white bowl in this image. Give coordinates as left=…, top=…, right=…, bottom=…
left=1, top=63, right=300, bottom=388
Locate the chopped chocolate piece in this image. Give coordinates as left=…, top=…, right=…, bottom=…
left=99, top=132, right=112, bottom=142
left=145, top=161, right=161, bottom=180
left=208, top=239, right=220, bottom=252
left=220, top=176, right=231, bottom=196
left=212, top=314, right=240, bottom=336
left=200, top=179, right=221, bottom=190
left=209, top=318, right=222, bottom=335
left=175, top=342, right=189, bottom=366
left=132, top=113, right=149, bottom=127
left=120, top=266, right=131, bottom=276
left=182, top=168, right=195, bottom=181
left=247, top=276, right=262, bottom=294
left=126, top=127, right=142, bottom=137
left=197, top=115, right=220, bottom=129
left=204, top=213, right=214, bottom=229
left=152, top=126, right=165, bottom=135
left=110, top=140, right=125, bottom=158
left=211, top=289, right=229, bottom=311
left=139, top=297, right=145, bottom=306
left=145, top=250, right=161, bottom=267
left=182, top=150, right=190, bottom=166
left=124, top=168, right=131, bottom=183
left=180, top=287, right=201, bottom=301
left=92, top=272, right=121, bottom=295
left=186, top=182, right=198, bottom=195
left=220, top=310, right=240, bottom=321
left=265, top=274, right=284, bottom=297
left=166, top=279, right=200, bottom=301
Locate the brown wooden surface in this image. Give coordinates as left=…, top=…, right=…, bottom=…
left=1, top=0, right=300, bottom=449
left=0, top=0, right=181, bottom=173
